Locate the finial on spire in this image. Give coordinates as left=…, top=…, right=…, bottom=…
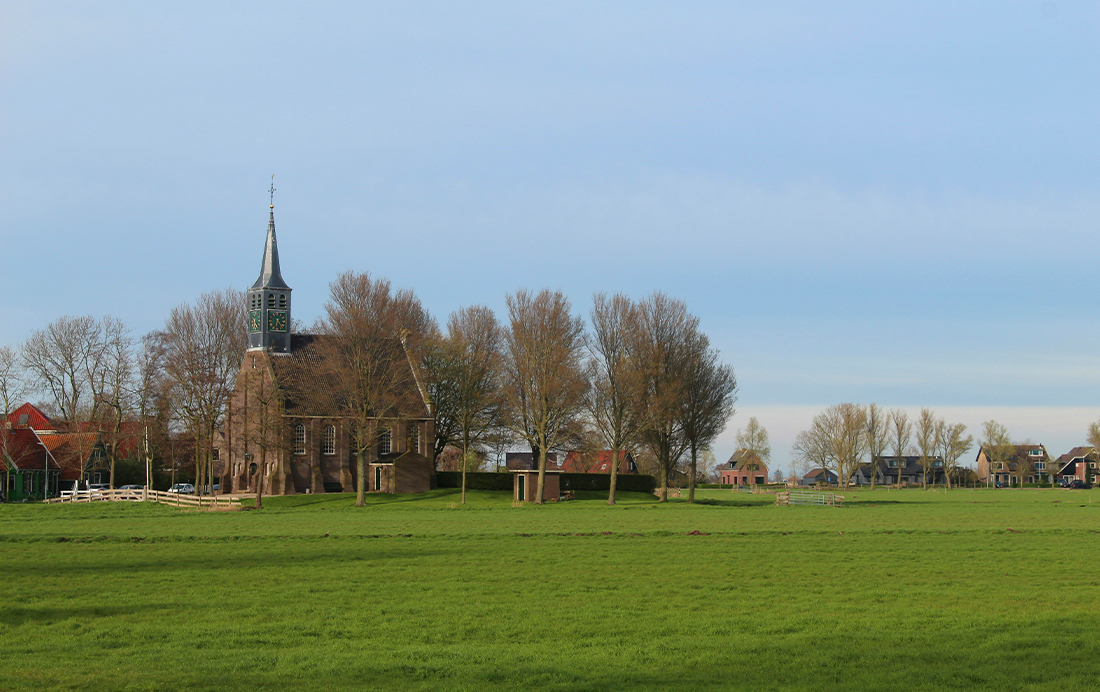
left=269, top=174, right=276, bottom=209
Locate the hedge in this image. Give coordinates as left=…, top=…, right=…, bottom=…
left=435, top=472, right=513, bottom=491
left=435, top=471, right=657, bottom=494
left=560, top=473, right=656, bottom=493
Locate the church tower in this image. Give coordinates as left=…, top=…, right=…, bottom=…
left=247, top=183, right=292, bottom=353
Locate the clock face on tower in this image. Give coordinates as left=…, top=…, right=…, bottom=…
left=268, top=310, right=288, bottom=332
left=249, top=310, right=262, bottom=333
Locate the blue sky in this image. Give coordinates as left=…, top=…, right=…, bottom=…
left=2, top=2, right=1099, bottom=470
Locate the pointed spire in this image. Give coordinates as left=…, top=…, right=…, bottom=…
left=252, top=176, right=289, bottom=289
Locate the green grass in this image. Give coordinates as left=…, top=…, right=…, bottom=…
left=2, top=487, right=1100, bottom=690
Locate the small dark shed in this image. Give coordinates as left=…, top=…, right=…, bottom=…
left=511, top=469, right=561, bottom=503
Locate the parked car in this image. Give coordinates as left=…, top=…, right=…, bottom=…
left=1065, top=480, right=1092, bottom=489
left=167, top=483, right=195, bottom=494
left=118, top=484, right=145, bottom=501
left=87, top=483, right=110, bottom=491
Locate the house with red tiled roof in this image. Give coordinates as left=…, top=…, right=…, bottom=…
left=2, top=403, right=109, bottom=500
left=561, top=450, right=638, bottom=475
left=1, top=402, right=54, bottom=431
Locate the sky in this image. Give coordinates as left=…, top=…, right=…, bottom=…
left=2, top=2, right=1099, bottom=472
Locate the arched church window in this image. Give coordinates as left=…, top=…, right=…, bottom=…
left=278, top=294, right=287, bottom=309
left=293, top=424, right=306, bottom=455
left=268, top=293, right=275, bottom=309
left=322, top=425, right=336, bottom=456
left=379, top=428, right=391, bottom=455
left=407, top=425, right=419, bottom=455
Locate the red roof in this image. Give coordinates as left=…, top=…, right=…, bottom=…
left=2, top=403, right=54, bottom=431
left=1, top=429, right=59, bottom=470
left=562, top=450, right=636, bottom=474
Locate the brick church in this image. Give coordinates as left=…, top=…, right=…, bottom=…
left=218, top=200, right=436, bottom=495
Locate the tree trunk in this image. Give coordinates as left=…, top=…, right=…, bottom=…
left=688, top=442, right=697, bottom=503
left=659, top=463, right=668, bottom=502
left=607, top=445, right=620, bottom=506
left=254, top=455, right=264, bottom=510
left=461, top=435, right=468, bottom=506
left=355, top=447, right=366, bottom=507
left=534, top=439, right=546, bottom=505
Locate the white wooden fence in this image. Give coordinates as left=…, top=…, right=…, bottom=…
left=46, top=488, right=241, bottom=509
left=775, top=491, right=845, bottom=507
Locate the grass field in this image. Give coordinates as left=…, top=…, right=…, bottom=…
left=2, top=487, right=1100, bottom=691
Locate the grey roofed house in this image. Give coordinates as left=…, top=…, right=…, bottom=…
left=799, top=468, right=838, bottom=486
left=872, top=455, right=947, bottom=486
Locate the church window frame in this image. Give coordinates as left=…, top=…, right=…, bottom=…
left=279, top=294, right=287, bottom=309
left=268, top=293, right=276, bottom=309
left=407, top=424, right=419, bottom=455
left=322, top=425, right=336, bottom=456
left=293, top=424, right=306, bottom=455
left=379, top=428, right=391, bottom=455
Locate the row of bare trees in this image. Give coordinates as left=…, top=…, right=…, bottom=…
left=793, top=404, right=975, bottom=489
left=417, top=285, right=738, bottom=505
left=0, top=289, right=247, bottom=493
left=3, top=272, right=737, bottom=505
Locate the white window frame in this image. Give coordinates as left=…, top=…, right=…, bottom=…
left=322, top=425, right=336, bottom=456
left=293, top=424, right=306, bottom=455
left=407, top=424, right=419, bottom=455
left=379, top=428, right=391, bottom=455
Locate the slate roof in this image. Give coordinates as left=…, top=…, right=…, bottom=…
left=252, top=208, right=290, bottom=290
left=1057, top=446, right=1094, bottom=464
left=268, top=334, right=431, bottom=419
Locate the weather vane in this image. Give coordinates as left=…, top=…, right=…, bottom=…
left=269, top=174, right=276, bottom=208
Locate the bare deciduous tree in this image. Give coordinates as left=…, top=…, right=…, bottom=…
left=792, top=404, right=866, bottom=488
left=635, top=293, right=697, bottom=502
left=425, top=306, right=503, bottom=504
left=735, top=417, right=771, bottom=466
left=889, top=409, right=913, bottom=488
left=915, top=407, right=937, bottom=489
left=587, top=293, right=648, bottom=505
left=679, top=332, right=737, bottom=502
left=96, top=318, right=135, bottom=489
left=0, top=345, right=29, bottom=496
left=935, top=418, right=972, bottom=490
left=317, top=271, right=436, bottom=507
left=864, top=403, right=889, bottom=490
left=501, top=289, right=588, bottom=505
left=981, top=420, right=1012, bottom=488
left=159, top=289, right=248, bottom=496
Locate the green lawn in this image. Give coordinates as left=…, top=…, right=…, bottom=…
left=2, top=487, right=1100, bottom=690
